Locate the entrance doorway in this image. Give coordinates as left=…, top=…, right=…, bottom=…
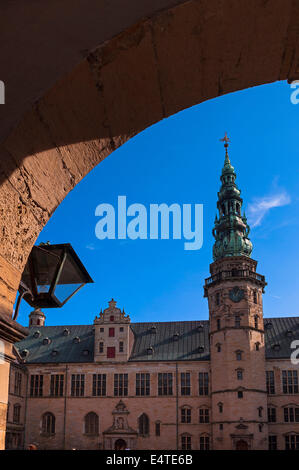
left=115, top=439, right=127, bottom=450
left=236, top=440, right=249, bottom=450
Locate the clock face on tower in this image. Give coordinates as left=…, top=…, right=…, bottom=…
left=229, top=286, right=245, bottom=303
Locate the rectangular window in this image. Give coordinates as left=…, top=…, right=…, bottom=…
left=71, top=374, right=85, bottom=397
left=109, top=328, right=115, bottom=337
left=268, top=407, right=276, bottom=423
left=181, top=372, right=191, bottom=396
left=155, top=422, right=160, bottom=437
left=114, top=374, right=128, bottom=396
left=181, top=435, right=191, bottom=450
left=92, top=374, right=106, bottom=396
left=99, top=342, right=104, bottom=353
left=181, top=408, right=191, bottom=423
left=199, top=436, right=210, bottom=450
left=268, top=435, right=277, bottom=450
left=237, top=370, right=243, bottom=380
left=266, top=371, right=275, bottom=394
left=158, top=373, right=173, bottom=396
left=285, top=435, right=299, bottom=450
left=282, top=370, right=298, bottom=394
left=284, top=407, right=299, bottom=423
left=119, top=341, right=124, bottom=353
left=30, top=375, right=43, bottom=397
left=199, top=408, right=209, bottom=423
left=136, top=373, right=150, bottom=396
left=14, top=371, right=22, bottom=396
left=199, top=372, right=209, bottom=396
left=107, top=347, right=115, bottom=358
left=50, top=374, right=64, bottom=397
left=13, top=405, right=20, bottom=424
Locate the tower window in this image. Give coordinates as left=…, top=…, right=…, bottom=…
left=255, top=342, right=260, bottom=351
left=120, top=327, right=124, bottom=332
left=237, top=370, right=243, bottom=380
left=216, top=293, right=220, bottom=306
left=216, top=344, right=221, bottom=353
left=237, top=391, right=243, bottom=399
left=236, top=351, right=242, bottom=361
left=109, top=328, right=115, bottom=337
left=254, top=316, right=259, bottom=329
left=253, top=291, right=258, bottom=304
left=219, top=423, right=223, bottom=431
left=259, top=424, right=263, bottom=432
left=99, top=342, right=104, bottom=353
left=258, top=407, right=263, bottom=417
left=217, top=319, right=221, bottom=330
left=100, top=327, right=104, bottom=332
left=218, top=403, right=223, bottom=413
left=235, top=316, right=241, bottom=328
left=119, top=341, right=124, bottom=353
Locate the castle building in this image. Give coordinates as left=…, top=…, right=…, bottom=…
left=7, top=142, right=299, bottom=450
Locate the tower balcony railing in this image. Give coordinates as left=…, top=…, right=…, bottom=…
left=205, top=269, right=265, bottom=286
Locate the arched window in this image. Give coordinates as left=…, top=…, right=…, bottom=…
left=218, top=402, right=223, bottom=413
left=138, top=413, right=149, bottom=436
left=13, top=404, right=21, bottom=424
left=236, top=350, right=243, bottom=361
left=85, top=412, right=99, bottom=435
left=42, top=412, right=55, bottom=435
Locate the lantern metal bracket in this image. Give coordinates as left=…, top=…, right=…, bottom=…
left=12, top=281, right=34, bottom=321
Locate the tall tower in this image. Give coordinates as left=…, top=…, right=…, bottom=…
left=204, top=135, right=268, bottom=450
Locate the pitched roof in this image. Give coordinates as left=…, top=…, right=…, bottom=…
left=15, top=317, right=299, bottom=364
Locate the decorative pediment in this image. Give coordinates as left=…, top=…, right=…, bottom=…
left=103, top=400, right=137, bottom=436
left=94, top=299, right=131, bottom=324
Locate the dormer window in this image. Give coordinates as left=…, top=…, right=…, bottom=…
left=150, top=326, right=157, bottom=334
left=147, top=347, right=154, bottom=355
left=43, top=337, right=51, bottom=345
left=51, top=349, right=58, bottom=357
left=198, top=346, right=205, bottom=353
left=73, top=336, right=80, bottom=344
left=33, top=331, right=41, bottom=338
left=63, top=328, right=70, bottom=336
left=272, top=344, right=280, bottom=352
left=173, top=333, right=180, bottom=341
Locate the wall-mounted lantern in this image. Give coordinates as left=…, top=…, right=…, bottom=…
left=13, top=243, right=93, bottom=320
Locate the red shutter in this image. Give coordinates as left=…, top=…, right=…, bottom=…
left=107, top=347, right=115, bottom=358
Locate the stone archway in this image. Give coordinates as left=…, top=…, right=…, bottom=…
left=0, top=0, right=299, bottom=450
left=115, top=439, right=127, bottom=450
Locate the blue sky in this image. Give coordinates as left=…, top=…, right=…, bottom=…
left=16, top=80, right=299, bottom=327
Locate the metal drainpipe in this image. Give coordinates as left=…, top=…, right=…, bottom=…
left=176, top=362, right=179, bottom=450
left=63, top=365, right=68, bottom=450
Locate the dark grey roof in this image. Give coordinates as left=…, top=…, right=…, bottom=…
left=129, top=321, right=209, bottom=361
left=264, top=317, right=299, bottom=359
left=15, top=317, right=299, bottom=364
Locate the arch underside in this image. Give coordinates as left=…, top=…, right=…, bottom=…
left=0, top=0, right=299, bottom=321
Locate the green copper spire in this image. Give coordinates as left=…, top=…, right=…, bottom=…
left=212, top=134, right=252, bottom=261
